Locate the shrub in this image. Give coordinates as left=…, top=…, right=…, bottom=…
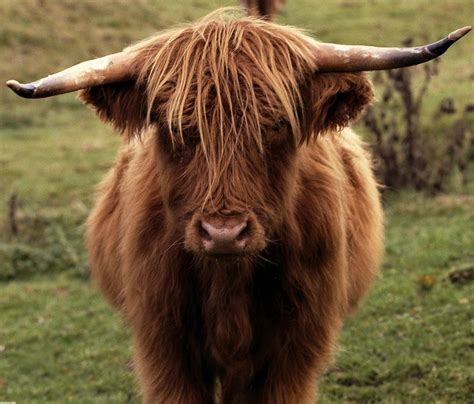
left=362, top=39, right=473, bottom=193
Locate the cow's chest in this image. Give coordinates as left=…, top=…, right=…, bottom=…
left=199, top=261, right=291, bottom=371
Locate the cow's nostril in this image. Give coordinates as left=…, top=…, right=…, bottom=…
left=199, top=222, right=212, bottom=241
left=236, top=222, right=250, bottom=242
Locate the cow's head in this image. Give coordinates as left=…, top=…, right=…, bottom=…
left=6, top=12, right=470, bottom=259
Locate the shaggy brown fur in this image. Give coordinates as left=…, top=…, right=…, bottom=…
left=81, top=10, right=383, bottom=403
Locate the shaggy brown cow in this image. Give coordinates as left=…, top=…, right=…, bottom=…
left=7, top=9, right=470, bottom=404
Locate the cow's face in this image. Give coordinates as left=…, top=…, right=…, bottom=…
left=154, top=108, right=298, bottom=257
left=80, top=18, right=373, bottom=258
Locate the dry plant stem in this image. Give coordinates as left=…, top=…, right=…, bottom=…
left=8, top=193, right=18, bottom=237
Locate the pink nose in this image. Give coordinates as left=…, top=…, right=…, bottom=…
left=199, top=219, right=249, bottom=254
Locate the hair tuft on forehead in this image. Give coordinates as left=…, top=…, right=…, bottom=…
left=128, top=9, right=317, bottom=173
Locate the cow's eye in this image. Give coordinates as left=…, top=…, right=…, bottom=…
left=265, top=118, right=290, bottom=147
left=172, top=144, right=187, bottom=164
left=272, top=118, right=290, bottom=132
left=186, top=132, right=200, bottom=148
left=171, top=134, right=200, bottom=164
left=158, top=123, right=200, bottom=164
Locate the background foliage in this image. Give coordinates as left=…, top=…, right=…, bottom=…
left=0, top=0, right=473, bottom=402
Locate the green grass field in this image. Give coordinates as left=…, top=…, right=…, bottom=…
left=1, top=1, right=473, bottom=402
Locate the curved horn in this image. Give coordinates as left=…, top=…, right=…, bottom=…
left=314, top=26, right=471, bottom=72
left=6, top=51, right=135, bottom=98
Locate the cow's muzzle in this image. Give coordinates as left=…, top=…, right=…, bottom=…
left=185, top=211, right=266, bottom=256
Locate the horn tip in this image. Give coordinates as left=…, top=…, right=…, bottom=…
left=427, top=26, right=472, bottom=56
left=449, top=26, right=472, bottom=41
left=6, top=80, right=36, bottom=98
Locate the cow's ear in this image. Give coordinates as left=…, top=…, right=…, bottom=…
left=307, top=72, right=374, bottom=136
left=79, top=81, right=147, bottom=140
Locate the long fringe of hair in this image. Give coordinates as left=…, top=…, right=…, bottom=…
left=127, top=9, right=317, bottom=202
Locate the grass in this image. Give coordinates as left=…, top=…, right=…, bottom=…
left=0, top=0, right=473, bottom=402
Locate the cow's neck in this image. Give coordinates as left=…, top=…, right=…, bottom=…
left=196, top=248, right=289, bottom=380
left=198, top=258, right=254, bottom=367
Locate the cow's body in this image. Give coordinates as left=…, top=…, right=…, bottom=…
left=86, top=126, right=382, bottom=403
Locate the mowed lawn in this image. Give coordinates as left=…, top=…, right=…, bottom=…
left=1, top=0, right=473, bottom=402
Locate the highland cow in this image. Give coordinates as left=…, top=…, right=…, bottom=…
left=7, top=9, right=470, bottom=403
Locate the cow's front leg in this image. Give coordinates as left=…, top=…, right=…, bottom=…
left=247, top=315, right=340, bottom=404
left=261, top=364, right=319, bottom=404
left=259, top=341, right=331, bottom=404
left=132, top=321, right=214, bottom=404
